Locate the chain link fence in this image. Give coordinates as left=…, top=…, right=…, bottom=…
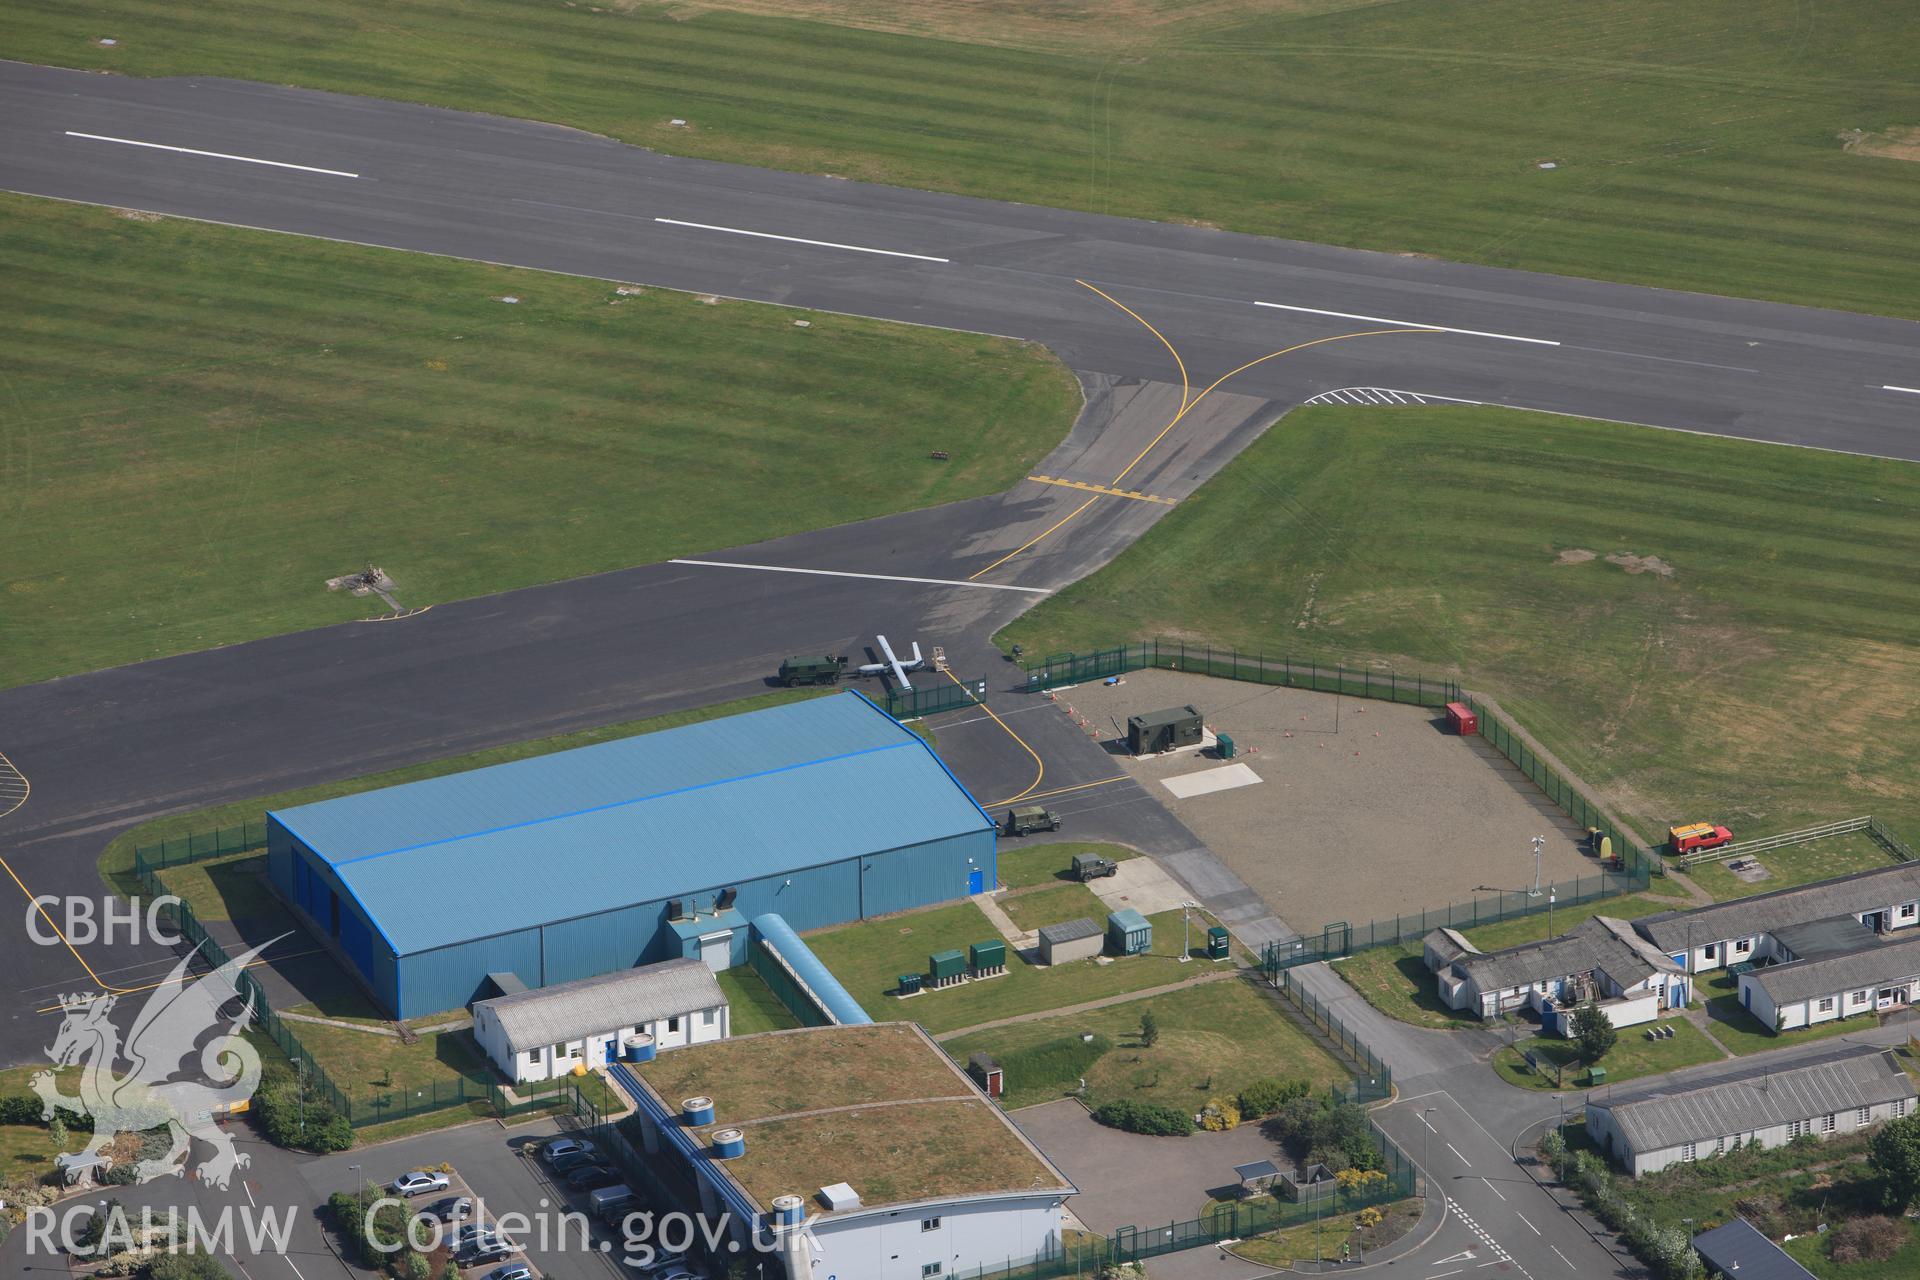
left=884, top=676, right=986, bottom=720
left=1020, top=641, right=1460, bottom=707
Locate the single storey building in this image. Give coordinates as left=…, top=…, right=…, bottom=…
left=1690, top=1218, right=1816, bottom=1280
left=1430, top=916, right=1683, bottom=1033
left=1634, top=863, right=1920, bottom=976
left=1737, top=921, right=1920, bottom=1032
left=1037, top=917, right=1103, bottom=965
left=472, top=957, right=728, bottom=1083
left=1584, top=1044, right=1916, bottom=1176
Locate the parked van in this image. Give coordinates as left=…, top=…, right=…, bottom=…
left=589, top=1185, right=637, bottom=1220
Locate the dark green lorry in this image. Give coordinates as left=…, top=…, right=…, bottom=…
left=778, top=655, right=847, bottom=687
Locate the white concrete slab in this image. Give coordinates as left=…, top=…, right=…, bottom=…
left=1162, top=762, right=1263, bottom=799
left=1090, top=857, right=1190, bottom=916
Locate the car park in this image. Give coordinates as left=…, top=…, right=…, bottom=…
left=539, top=1138, right=596, bottom=1164
left=392, top=1171, right=452, bottom=1197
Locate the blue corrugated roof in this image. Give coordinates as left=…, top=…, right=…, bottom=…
left=273, top=693, right=990, bottom=956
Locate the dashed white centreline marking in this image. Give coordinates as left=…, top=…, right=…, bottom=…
left=63, top=131, right=361, bottom=177
left=285, top=1260, right=308, bottom=1280
left=668, top=559, right=1048, bottom=593
left=1255, top=299, right=1559, bottom=345
left=1550, top=1245, right=1573, bottom=1267
left=1886, top=385, right=1920, bottom=395
left=653, top=218, right=948, bottom=262
left=1447, top=1141, right=1470, bottom=1164
left=1517, top=1212, right=1541, bottom=1235
left=1481, top=1177, right=1507, bottom=1201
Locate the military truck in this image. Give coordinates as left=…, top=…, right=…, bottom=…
left=1004, top=805, right=1061, bottom=837
left=1071, top=852, right=1118, bottom=880
left=778, top=655, right=847, bottom=687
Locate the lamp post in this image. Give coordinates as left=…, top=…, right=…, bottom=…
left=1180, top=901, right=1197, bottom=963
left=1548, top=886, right=1557, bottom=938
left=1529, top=835, right=1546, bottom=898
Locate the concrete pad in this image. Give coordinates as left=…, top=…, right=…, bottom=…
left=1090, top=855, right=1191, bottom=916
left=1162, top=762, right=1263, bottom=799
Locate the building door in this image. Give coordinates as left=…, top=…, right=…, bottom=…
left=967, top=868, right=984, bottom=895
left=605, top=1037, right=620, bottom=1064
left=1866, top=911, right=1888, bottom=933
left=1669, top=981, right=1687, bottom=1009
left=699, top=932, right=731, bottom=972
left=328, top=891, right=340, bottom=937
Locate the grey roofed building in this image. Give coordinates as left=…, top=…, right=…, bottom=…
left=1454, top=915, right=1677, bottom=994
left=1748, top=931, right=1920, bottom=1007
left=1422, top=927, right=1476, bottom=970
left=1635, top=862, right=1920, bottom=953
left=1690, top=1218, right=1815, bottom=1280
left=475, top=957, right=724, bottom=1054
left=1038, top=917, right=1101, bottom=945
left=1587, top=1044, right=1915, bottom=1156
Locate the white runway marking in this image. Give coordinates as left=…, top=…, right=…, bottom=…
left=1304, top=387, right=1483, bottom=407
left=1886, top=385, right=1920, bottom=395
left=1255, top=299, right=1559, bottom=345
left=654, top=218, right=948, bottom=262
left=63, top=131, right=361, bottom=177
left=669, top=559, right=1048, bottom=593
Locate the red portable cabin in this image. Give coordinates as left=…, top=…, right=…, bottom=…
left=1445, top=702, right=1478, bottom=736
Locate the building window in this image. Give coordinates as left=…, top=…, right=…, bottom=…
left=1681, top=1142, right=1697, bottom=1162
left=552, top=1043, right=566, bottom=1059
left=1898, top=1099, right=1911, bottom=1118
left=702, top=1009, right=715, bottom=1027
left=526, top=1050, right=541, bottom=1065
left=668, top=1016, right=681, bottom=1034
left=1704, top=944, right=1718, bottom=961
left=1788, top=1120, right=1806, bottom=1140
left=1713, top=1137, right=1725, bottom=1156
left=1735, top=940, right=1751, bottom=955
left=1823, top=1113, right=1836, bottom=1133
left=1859, top=1107, right=1873, bottom=1126
left=1853, top=990, right=1869, bottom=1004
left=921, top=1218, right=942, bottom=1233
left=1819, top=998, right=1835, bottom=1013
left=1901, top=903, right=1916, bottom=919
left=922, top=1265, right=943, bottom=1278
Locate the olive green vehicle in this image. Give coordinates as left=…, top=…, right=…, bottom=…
left=778, top=655, right=847, bottom=687
left=1004, top=805, right=1061, bottom=837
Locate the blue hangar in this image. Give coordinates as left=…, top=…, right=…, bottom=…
left=266, top=691, right=996, bottom=1018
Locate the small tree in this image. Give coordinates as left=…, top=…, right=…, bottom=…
left=1869, top=1112, right=1920, bottom=1211
left=1569, top=1003, right=1617, bottom=1064
left=1139, top=1011, right=1160, bottom=1049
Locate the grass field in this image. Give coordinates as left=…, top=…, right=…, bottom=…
left=6, top=4, right=1920, bottom=320
left=284, top=1019, right=493, bottom=1117
left=154, top=852, right=277, bottom=924
left=102, top=689, right=821, bottom=899
left=1685, top=834, right=1903, bottom=902
left=806, top=900, right=1224, bottom=1035
left=715, top=968, right=802, bottom=1036
left=1226, top=1198, right=1422, bottom=1270
left=999, top=883, right=1108, bottom=933
left=942, top=978, right=1347, bottom=1111
left=1494, top=1019, right=1723, bottom=1091
left=1002, top=408, right=1920, bottom=858
left=0, top=193, right=1076, bottom=687
left=997, top=843, right=1139, bottom=890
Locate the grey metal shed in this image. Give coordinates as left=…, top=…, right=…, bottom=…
left=1038, top=917, right=1104, bottom=965
left=1108, top=908, right=1153, bottom=956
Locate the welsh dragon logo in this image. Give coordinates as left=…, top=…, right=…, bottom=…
left=32, top=939, right=277, bottom=1188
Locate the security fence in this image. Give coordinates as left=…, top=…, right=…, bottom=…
left=884, top=675, right=986, bottom=720
left=134, top=821, right=268, bottom=870
left=1020, top=641, right=1461, bottom=707
left=1269, top=966, right=1393, bottom=1102
left=1261, top=865, right=1652, bottom=972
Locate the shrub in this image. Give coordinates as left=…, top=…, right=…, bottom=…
left=1237, top=1078, right=1310, bottom=1118
left=147, top=1253, right=236, bottom=1280
left=1139, top=1012, right=1160, bottom=1049
left=0, top=1095, right=42, bottom=1126
left=1828, top=1216, right=1907, bottom=1264
left=1869, top=1112, right=1920, bottom=1210
left=1199, top=1097, right=1240, bottom=1132
left=1570, top=1002, right=1617, bottom=1064
left=257, top=1074, right=352, bottom=1153
left=1091, top=1100, right=1192, bottom=1136
left=997, top=1035, right=1112, bottom=1098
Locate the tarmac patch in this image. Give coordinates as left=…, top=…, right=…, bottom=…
left=1161, top=763, right=1262, bottom=799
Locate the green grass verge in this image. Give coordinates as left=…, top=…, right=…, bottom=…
left=0, top=192, right=1076, bottom=687
left=1785, top=1221, right=1920, bottom=1279
left=1697, top=971, right=1872, bottom=1056
left=716, top=968, right=802, bottom=1036
left=6, top=4, right=1920, bottom=320
left=806, top=899, right=1226, bottom=1035
left=1001, top=407, right=1920, bottom=854
left=1000, top=883, right=1108, bottom=933
left=154, top=852, right=278, bottom=924
left=102, top=689, right=824, bottom=900
left=1226, top=1199, right=1423, bottom=1270
left=1329, top=893, right=1682, bottom=1029
left=1685, top=834, right=1904, bottom=902
left=996, top=843, right=1138, bottom=890
left=1494, top=1018, right=1722, bottom=1091
left=280, top=1019, right=492, bottom=1119
left=942, top=978, right=1348, bottom=1111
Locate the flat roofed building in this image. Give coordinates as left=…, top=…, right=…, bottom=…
left=472, top=957, right=727, bottom=1084
left=1584, top=1044, right=1916, bottom=1176
left=619, top=1023, right=1074, bottom=1280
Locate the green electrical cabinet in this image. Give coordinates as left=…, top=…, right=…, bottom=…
left=1207, top=926, right=1231, bottom=960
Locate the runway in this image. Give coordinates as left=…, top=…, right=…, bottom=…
left=2, top=58, right=1919, bottom=1062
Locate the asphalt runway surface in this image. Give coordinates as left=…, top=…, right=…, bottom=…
left=2, top=57, right=1918, bottom=1072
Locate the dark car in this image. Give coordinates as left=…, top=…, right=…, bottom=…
left=565, top=1165, right=624, bottom=1192
left=418, top=1196, right=474, bottom=1225
left=550, top=1150, right=601, bottom=1175
left=456, top=1238, right=514, bottom=1267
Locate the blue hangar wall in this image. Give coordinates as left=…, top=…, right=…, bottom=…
left=265, top=691, right=996, bottom=1018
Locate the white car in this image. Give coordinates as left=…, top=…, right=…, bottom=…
left=482, top=1266, right=534, bottom=1280
left=391, top=1170, right=452, bottom=1197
